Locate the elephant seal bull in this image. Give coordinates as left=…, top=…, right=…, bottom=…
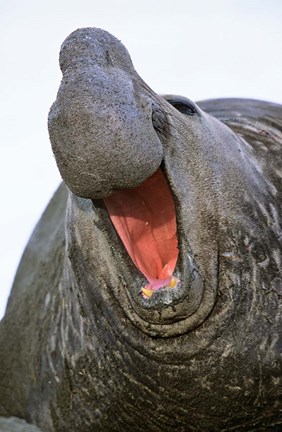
left=0, top=28, right=281, bottom=432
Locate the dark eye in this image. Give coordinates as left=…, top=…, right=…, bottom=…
left=171, top=102, right=196, bottom=115
left=163, top=95, right=198, bottom=116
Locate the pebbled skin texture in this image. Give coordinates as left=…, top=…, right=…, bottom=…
left=0, top=28, right=281, bottom=431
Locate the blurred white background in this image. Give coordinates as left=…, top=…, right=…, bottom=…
left=1, top=0, right=282, bottom=318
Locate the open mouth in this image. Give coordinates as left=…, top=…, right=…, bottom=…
left=104, top=168, right=179, bottom=299
left=85, top=164, right=209, bottom=336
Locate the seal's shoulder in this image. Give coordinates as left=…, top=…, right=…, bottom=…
left=5, top=183, right=68, bottom=314
left=197, top=98, right=282, bottom=152
left=197, top=97, right=282, bottom=126
left=198, top=98, right=282, bottom=197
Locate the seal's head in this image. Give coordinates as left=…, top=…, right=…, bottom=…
left=48, top=28, right=276, bottom=338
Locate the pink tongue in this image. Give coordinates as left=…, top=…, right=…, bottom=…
left=104, top=169, right=178, bottom=289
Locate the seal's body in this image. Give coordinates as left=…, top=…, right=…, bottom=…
left=0, top=28, right=281, bottom=431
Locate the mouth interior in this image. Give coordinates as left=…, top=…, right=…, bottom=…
left=104, top=169, right=179, bottom=293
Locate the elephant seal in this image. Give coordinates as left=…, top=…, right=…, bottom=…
left=0, top=28, right=281, bottom=432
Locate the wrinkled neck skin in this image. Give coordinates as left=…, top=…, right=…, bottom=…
left=45, top=125, right=280, bottom=430
left=46, top=28, right=281, bottom=430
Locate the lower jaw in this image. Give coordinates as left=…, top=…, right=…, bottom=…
left=68, top=178, right=217, bottom=338
left=89, top=196, right=215, bottom=337
left=98, top=168, right=210, bottom=334
left=110, top=250, right=212, bottom=338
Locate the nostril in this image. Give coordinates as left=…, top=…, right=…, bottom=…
left=152, top=103, right=167, bottom=136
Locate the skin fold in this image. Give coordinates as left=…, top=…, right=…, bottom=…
left=0, top=28, right=281, bottom=432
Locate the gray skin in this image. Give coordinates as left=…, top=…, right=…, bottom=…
left=0, top=417, right=43, bottom=432
left=0, top=27, right=281, bottom=432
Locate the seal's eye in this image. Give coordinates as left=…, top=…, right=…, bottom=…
left=163, top=95, right=198, bottom=116
left=171, top=101, right=196, bottom=115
